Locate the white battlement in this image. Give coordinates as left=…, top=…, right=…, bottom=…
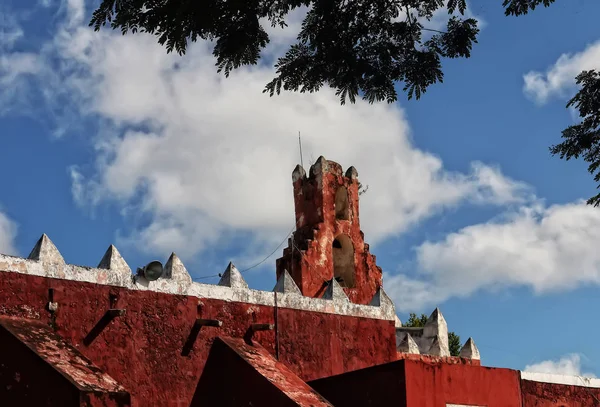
left=0, top=234, right=484, bottom=359
left=0, top=234, right=396, bottom=322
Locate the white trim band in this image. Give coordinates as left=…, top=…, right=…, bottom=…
left=520, top=371, right=600, bottom=388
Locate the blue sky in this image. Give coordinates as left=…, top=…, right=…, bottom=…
left=2, top=0, right=600, bottom=377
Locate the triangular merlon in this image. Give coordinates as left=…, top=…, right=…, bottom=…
left=28, top=234, right=65, bottom=265
left=369, top=287, right=393, bottom=307
left=423, top=307, right=448, bottom=340
left=273, top=269, right=301, bottom=295
left=322, top=278, right=349, bottom=302
left=425, top=307, right=446, bottom=327
left=218, top=262, right=248, bottom=289
left=428, top=335, right=450, bottom=357
left=164, top=252, right=192, bottom=284
left=459, top=337, right=481, bottom=360
left=292, top=165, right=306, bottom=182
left=397, top=333, right=420, bottom=354
left=98, top=245, right=131, bottom=275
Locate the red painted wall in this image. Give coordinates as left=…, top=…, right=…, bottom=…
left=404, top=360, right=522, bottom=407
left=277, top=307, right=396, bottom=379
left=310, top=358, right=519, bottom=407
left=521, top=379, right=600, bottom=407
left=0, top=271, right=396, bottom=407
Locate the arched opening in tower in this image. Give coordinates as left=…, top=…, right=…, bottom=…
left=335, top=186, right=350, bottom=220
left=332, top=235, right=355, bottom=287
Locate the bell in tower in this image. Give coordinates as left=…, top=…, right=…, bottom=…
left=275, top=156, right=383, bottom=305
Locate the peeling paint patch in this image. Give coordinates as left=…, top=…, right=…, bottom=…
left=221, top=337, right=333, bottom=406
left=276, top=157, right=384, bottom=305
left=0, top=316, right=128, bottom=395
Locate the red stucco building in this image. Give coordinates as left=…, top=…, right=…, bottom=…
left=0, top=157, right=597, bottom=406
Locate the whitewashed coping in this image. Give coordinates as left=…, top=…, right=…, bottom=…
left=520, top=371, right=600, bottom=388
left=0, top=252, right=396, bottom=322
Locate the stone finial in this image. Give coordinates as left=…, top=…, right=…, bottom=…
left=459, top=337, right=480, bottom=360
left=292, top=165, right=306, bottom=182
left=98, top=245, right=131, bottom=274
left=28, top=234, right=65, bottom=266
left=345, top=166, right=358, bottom=179
left=398, top=333, right=420, bottom=354
left=424, top=308, right=448, bottom=338
left=310, top=156, right=328, bottom=176
left=273, top=269, right=301, bottom=295
left=369, top=287, right=396, bottom=318
left=218, top=262, right=248, bottom=289
left=369, top=287, right=393, bottom=307
left=424, top=307, right=449, bottom=356
left=428, top=335, right=450, bottom=357
left=322, top=278, right=349, bottom=302
left=164, top=253, right=192, bottom=285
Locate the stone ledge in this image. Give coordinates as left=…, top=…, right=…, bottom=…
left=396, top=352, right=481, bottom=366
left=520, top=371, right=600, bottom=388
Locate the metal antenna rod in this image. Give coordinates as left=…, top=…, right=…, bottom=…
left=298, top=131, right=304, bottom=168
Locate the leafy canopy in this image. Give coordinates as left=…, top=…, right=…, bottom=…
left=89, top=1, right=558, bottom=104
left=90, top=0, right=480, bottom=105
left=403, top=313, right=462, bottom=357
left=551, top=70, right=600, bottom=206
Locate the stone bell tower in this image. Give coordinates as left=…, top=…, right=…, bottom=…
left=275, top=156, right=383, bottom=305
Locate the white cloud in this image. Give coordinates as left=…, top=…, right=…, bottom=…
left=523, top=40, right=600, bottom=105
left=525, top=354, right=596, bottom=378
left=0, top=12, right=24, bottom=49
left=0, top=209, right=18, bottom=256
left=0, top=5, right=524, bottom=261
left=0, top=52, right=41, bottom=84
left=0, top=12, right=44, bottom=114
left=61, top=0, right=85, bottom=27
left=387, top=200, right=600, bottom=311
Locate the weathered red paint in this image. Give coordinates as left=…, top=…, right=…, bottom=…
left=404, top=360, right=522, bottom=407
left=0, top=319, right=81, bottom=406
left=0, top=271, right=396, bottom=406
left=2, top=156, right=594, bottom=407
left=311, top=359, right=522, bottom=407
left=192, top=337, right=333, bottom=406
left=277, top=307, right=396, bottom=380
left=276, top=158, right=383, bottom=304
left=0, top=316, right=130, bottom=406
left=521, top=379, right=600, bottom=407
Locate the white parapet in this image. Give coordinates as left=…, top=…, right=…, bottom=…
left=520, top=371, right=600, bottom=388
left=0, top=234, right=398, bottom=322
